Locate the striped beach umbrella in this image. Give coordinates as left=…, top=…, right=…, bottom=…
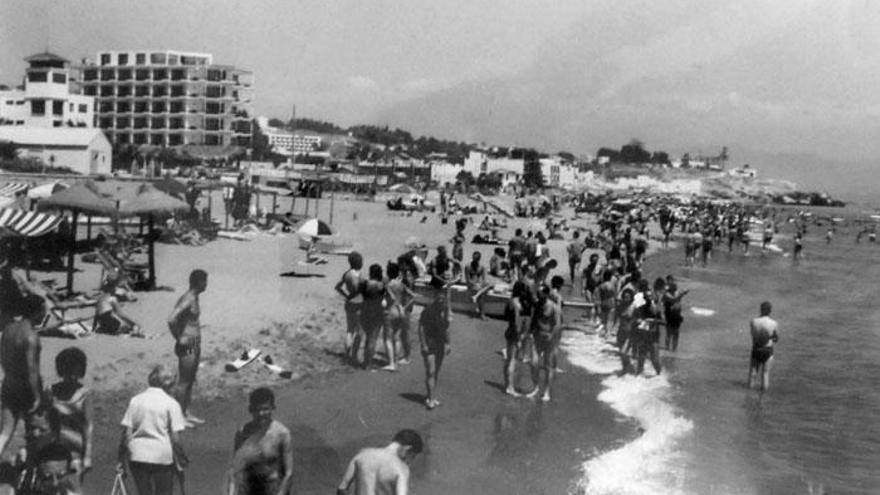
left=0, top=208, right=63, bottom=237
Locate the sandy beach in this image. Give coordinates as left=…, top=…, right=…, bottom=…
left=3, top=194, right=642, bottom=494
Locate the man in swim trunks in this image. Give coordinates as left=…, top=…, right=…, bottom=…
left=748, top=301, right=779, bottom=391
left=335, top=252, right=364, bottom=364
left=465, top=252, right=491, bottom=320
left=527, top=287, right=560, bottom=402
left=0, top=295, right=44, bottom=460
left=567, top=231, right=586, bottom=286
left=228, top=388, right=293, bottom=495
left=508, top=229, right=526, bottom=280
left=418, top=286, right=450, bottom=409
left=337, top=429, right=423, bottom=495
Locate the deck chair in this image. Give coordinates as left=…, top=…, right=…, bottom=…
left=95, top=249, right=148, bottom=292
left=36, top=282, right=96, bottom=338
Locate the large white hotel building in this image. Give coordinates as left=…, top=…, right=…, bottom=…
left=78, top=50, right=254, bottom=147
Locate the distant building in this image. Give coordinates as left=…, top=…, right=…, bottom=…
left=463, top=150, right=524, bottom=187
left=78, top=50, right=253, bottom=147
left=0, top=127, right=112, bottom=175
left=263, top=127, right=323, bottom=155
left=430, top=162, right=463, bottom=187
left=0, top=52, right=95, bottom=128
left=728, top=164, right=757, bottom=178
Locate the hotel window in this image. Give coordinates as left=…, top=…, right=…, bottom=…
left=118, top=69, right=132, bottom=81
left=118, top=53, right=129, bottom=65
left=207, top=69, right=222, bottom=81
left=52, top=101, right=64, bottom=115
left=69, top=103, right=74, bottom=112
left=170, top=85, right=185, bottom=97
left=116, top=101, right=131, bottom=113
left=171, top=69, right=186, bottom=81
left=83, top=85, right=97, bottom=96
left=150, top=134, right=165, bottom=146
left=117, top=85, right=132, bottom=97
left=205, top=118, right=220, bottom=130
left=134, top=117, right=147, bottom=129
left=168, top=55, right=179, bottom=65
left=116, top=117, right=130, bottom=129
left=79, top=103, right=88, bottom=113
left=134, top=101, right=148, bottom=113
left=53, top=121, right=63, bottom=127
left=28, top=72, right=48, bottom=82
left=100, top=69, right=114, bottom=81
left=169, top=101, right=184, bottom=113
left=83, top=69, right=97, bottom=81
left=150, top=53, right=167, bottom=65
left=153, top=69, right=167, bottom=80
left=168, top=133, right=182, bottom=145
left=151, top=117, right=165, bottom=129
left=52, top=73, right=67, bottom=84
left=99, top=102, right=114, bottom=113
left=100, top=53, right=111, bottom=66
left=153, top=85, right=167, bottom=97
left=31, top=99, right=45, bottom=115
left=135, top=53, right=146, bottom=65
left=135, top=85, right=150, bottom=97
left=133, top=133, right=147, bottom=144
left=135, top=69, right=150, bottom=81
left=152, top=101, right=166, bottom=113
left=99, top=117, right=113, bottom=128
left=100, top=86, right=114, bottom=97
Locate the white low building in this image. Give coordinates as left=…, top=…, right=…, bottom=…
left=0, top=127, right=112, bottom=175
left=429, top=162, right=462, bottom=187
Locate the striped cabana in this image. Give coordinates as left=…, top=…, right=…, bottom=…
left=0, top=208, right=63, bottom=237
left=0, top=182, right=29, bottom=197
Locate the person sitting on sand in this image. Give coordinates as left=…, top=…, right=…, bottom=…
left=503, top=281, right=531, bottom=397
left=383, top=263, right=416, bottom=371
left=337, top=429, right=423, bottom=495
left=0, top=295, right=44, bottom=461
left=227, top=388, right=293, bottom=495
left=418, top=283, right=450, bottom=410
left=335, top=252, right=364, bottom=364
left=748, top=301, right=779, bottom=392
left=94, top=274, right=142, bottom=336
left=360, top=264, right=388, bottom=371
left=167, top=269, right=208, bottom=428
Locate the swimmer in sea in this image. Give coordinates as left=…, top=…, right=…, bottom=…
left=227, top=388, right=293, bottom=495
left=336, top=429, right=423, bottom=495
left=748, top=301, right=779, bottom=391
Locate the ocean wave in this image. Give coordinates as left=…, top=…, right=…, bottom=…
left=561, top=331, right=694, bottom=495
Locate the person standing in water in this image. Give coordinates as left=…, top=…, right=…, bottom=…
left=167, top=269, right=208, bottom=427
left=336, top=429, right=423, bottom=495
left=748, top=301, right=779, bottom=392
left=227, top=388, right=294, bottom=495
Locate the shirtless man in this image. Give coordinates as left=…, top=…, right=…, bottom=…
left=337, top=429, right=423, bottom=495
left=228, top=388, right=293, bottom=495
left=465, top=252, right=491, bottom=320
left=527, top=287, right=560, bottom=402
left=335, top=252, right=364, bottom=364
left=748, top=301, right=779, bottom=391
left=0, top=294, right=44, bottom=459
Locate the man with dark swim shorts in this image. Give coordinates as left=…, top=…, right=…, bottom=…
left=748, top=301, right=779, bottom=391
left=418, top=286, right=450, bottom=409
left=526, top=287, right=560, bottom=402
left=335, top=252, right=364, bottom=364
left=0, top=295, right=44, bottom=459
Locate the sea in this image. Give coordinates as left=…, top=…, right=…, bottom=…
left=561, top=212, right=880, bottom=495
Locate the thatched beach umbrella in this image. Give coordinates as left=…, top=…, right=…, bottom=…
left=39, top=182, right=118, bottom=292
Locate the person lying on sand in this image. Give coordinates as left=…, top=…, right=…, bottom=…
left=337, top=429, right=423, bottom=495
left=227, top=388, right=293, bottom=495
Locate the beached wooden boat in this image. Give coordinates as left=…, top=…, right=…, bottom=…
left=412, top=279, right=509, bottom=317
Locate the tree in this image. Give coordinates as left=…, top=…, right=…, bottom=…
left=267, top=118, right=287, bottom=128
left=596, top=147, right=620, bottom=163
left=0, top=141, right=18, bottom=160
left=456, top=170, right=475, bottom=186
left=651, top=151, right=670, bottom=165
left=522, top=149, right=544, bottom=188
left=619, top=138, right=651, bottom=164
left=476, top=172, right=502, bottom=190
left=251, top=119, right=272, bottom=161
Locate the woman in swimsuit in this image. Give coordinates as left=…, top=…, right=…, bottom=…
left=383, top=263, right=416, bottom=371
left=167, top=269, right=208, bottom=427
left=503, top=281, right=531, bottom=397
left=93, top=275, right=141, bottom=335
left=359, top=264, right=387, bottom=370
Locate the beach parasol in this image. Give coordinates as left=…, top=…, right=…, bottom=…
left=27, top=181, right=68, bottom=200
left=153, top=176, right=188, bottom=199
left=296, top=218, right=335, bottom=237
left=389, top=183, right=418, bottom=195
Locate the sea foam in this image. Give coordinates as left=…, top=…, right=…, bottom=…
left=560, top=331, right=694, bottom=495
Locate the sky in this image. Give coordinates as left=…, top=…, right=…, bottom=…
left=2, top=0, right=880, bottom=195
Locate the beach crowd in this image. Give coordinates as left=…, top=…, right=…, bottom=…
left=8, top=186, right=868, bottom=494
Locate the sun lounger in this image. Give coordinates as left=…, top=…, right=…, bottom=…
left=95, top=248, right=149, bottom=291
